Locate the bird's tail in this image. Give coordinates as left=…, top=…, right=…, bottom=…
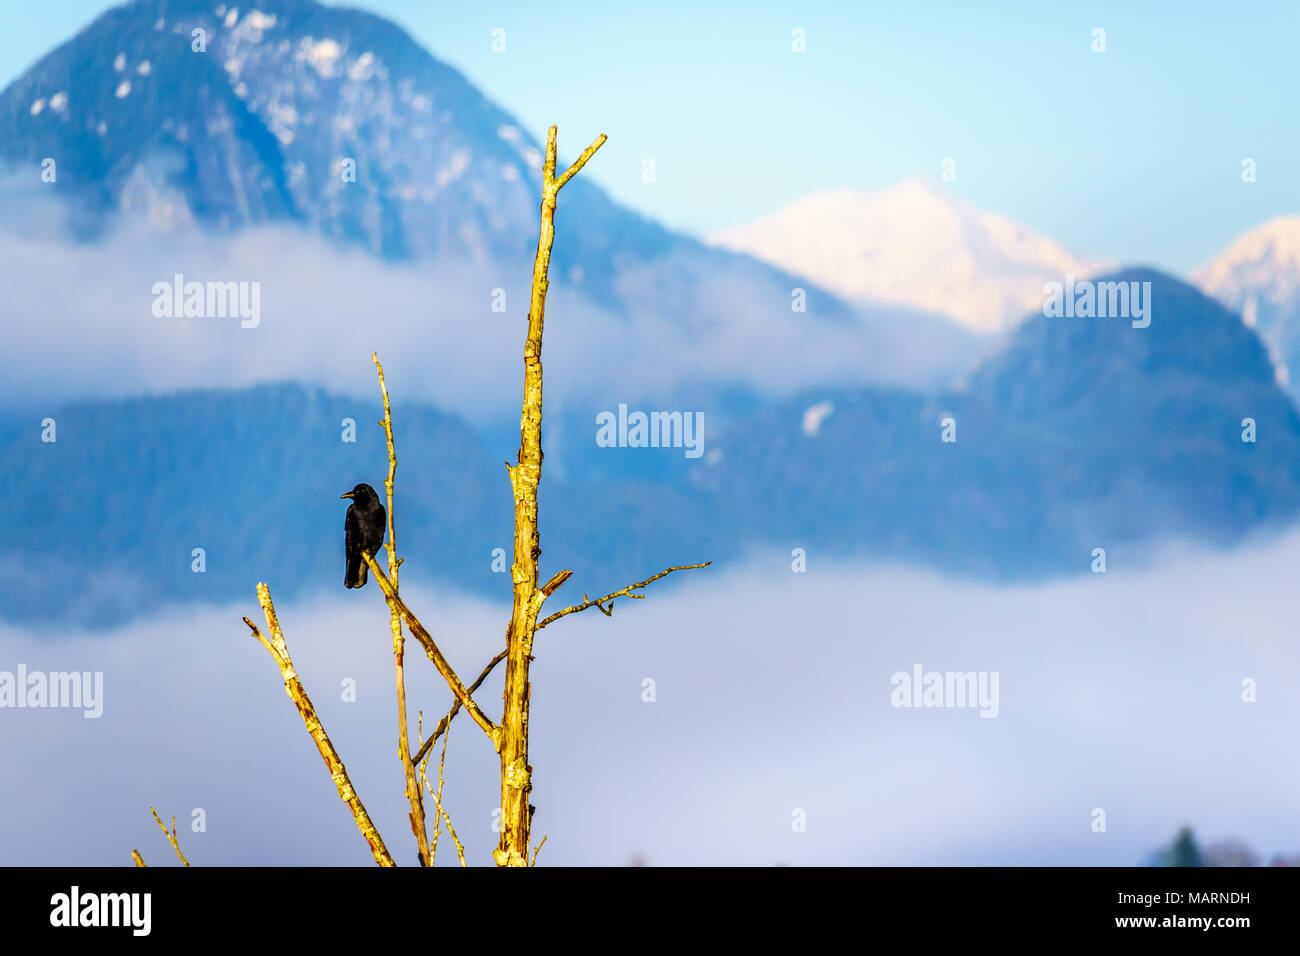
left=345, top=556, right=368, bottom=589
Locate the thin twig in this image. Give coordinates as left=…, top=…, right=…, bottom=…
left=420, top=712, right=458, bottom=867
left=416, top=705, right=465, bottom=868
left=411, top=643, right=507, bottom=767
left=131, top=850, right=146, bottom=867
left=435, top=731, right=454, bottom=862
left=531, top=834, right=548, bottom=867
left=537, top=562, right=711, bottom=631
left=244, top=586, right=396, bottom=866
left=418, top=712, right=439, bottom=865
left=439, top=800, right=467, bottom=867
left=411, top=563, right=711, bottom=771
left=149, top=807, right=190, bottom=867
left=372, top=352, right=430, bottom=866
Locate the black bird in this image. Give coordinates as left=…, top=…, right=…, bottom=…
left=341, top=483, right=386, bottom=588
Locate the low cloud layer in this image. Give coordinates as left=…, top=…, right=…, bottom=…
left=0, top=213, right=977, bottom=419
left=3, top=532, right=1298, bottom=866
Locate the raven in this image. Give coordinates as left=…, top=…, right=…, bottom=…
left=341, top=483, right=386, bottom=588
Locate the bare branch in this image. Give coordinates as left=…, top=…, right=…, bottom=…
left=371, top=352, right=430, bottom=866
left=531, top=834, right=548, bottom=867
left=363, top=553, right=502, bottom=749
left=537, top=562, right=712, bottom=631
left=244, top=587, right=396, bottom=866
left=131, top=850, right=146, bottom=867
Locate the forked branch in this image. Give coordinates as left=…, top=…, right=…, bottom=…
left=149, top=807, right=190, bottom=866
left=409, top=562, right=711, bottom=769
left=554, top=133, right=608, bottom=191
left=537, top=562, right=712, bottom=630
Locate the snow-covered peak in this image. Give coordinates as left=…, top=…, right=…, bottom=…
left=1194, top=216, right=1300, bottom=393
left=709, top=178, right=1108, bottom=334
left=1194, top=216, right=1300, bottom=310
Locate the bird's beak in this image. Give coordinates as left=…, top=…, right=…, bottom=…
left=340, top=492, right=355, bottom=499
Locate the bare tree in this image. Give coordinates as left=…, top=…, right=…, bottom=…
left=135, top=126, right=708, bottom=867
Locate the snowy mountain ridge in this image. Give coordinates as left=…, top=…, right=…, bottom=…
left=710, top=178, right=1110, bottom=334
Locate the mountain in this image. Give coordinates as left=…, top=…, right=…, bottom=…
left=690, top=269, right=1300, bottom=576
left=0, top=385, right=731, bottom=628
left=0, top=0, right=994, bottom=413
left=0, top=0, right=853, bottom=321
left=5, top=270, right=1298, bottom=627
left=1194, top=216, right=1300, bottom=394
left=709, top=178, right=1109, bottom=335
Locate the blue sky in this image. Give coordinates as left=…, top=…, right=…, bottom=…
left=3, top=0, right=1298, bottom=273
